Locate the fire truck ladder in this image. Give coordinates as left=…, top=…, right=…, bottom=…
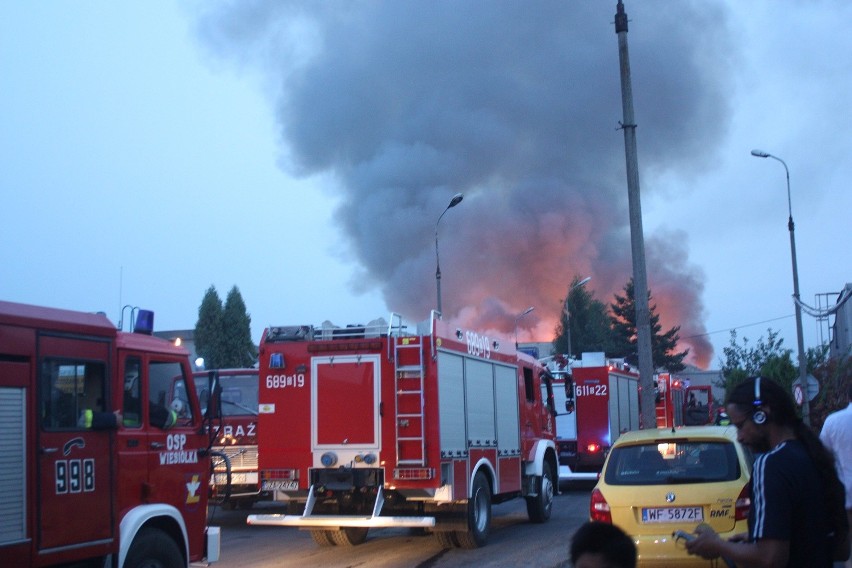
left=394, top=339, right=426, bottom=466
left=655, top=392, right=669, bottom=428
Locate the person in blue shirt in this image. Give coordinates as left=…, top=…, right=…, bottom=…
left=686, top=376, right=849, bottom=567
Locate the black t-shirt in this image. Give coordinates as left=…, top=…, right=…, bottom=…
left=749, top=440, right=832, bottom=567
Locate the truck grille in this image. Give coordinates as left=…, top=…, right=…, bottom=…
left=214, top=445, right=258, bottom=472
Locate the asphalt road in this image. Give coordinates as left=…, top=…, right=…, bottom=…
left=205, top=483, right=594, bottom=568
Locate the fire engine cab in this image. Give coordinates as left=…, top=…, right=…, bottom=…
left=194, top=368, right=267, bottom=509
left=0, top=300, right=220, bottom=567
left=247, top=313, right=558, bottom=548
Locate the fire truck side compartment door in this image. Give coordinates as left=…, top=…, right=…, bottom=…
left=437, top=353, right=466, bottom=456
left=464, top=359, right=495, bottom=446
left=494, top=364, right=519, bottom=453
left=0, top=360, right=28, bottom=548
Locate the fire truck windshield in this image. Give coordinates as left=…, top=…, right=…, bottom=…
left=194, top=372, right=258, bottom=417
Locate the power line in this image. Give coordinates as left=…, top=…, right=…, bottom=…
left=684, top=287, right=851, bottom=341
left=795, top=286, right=852, bottom=318
left=683, top=314, right=794, bottom=340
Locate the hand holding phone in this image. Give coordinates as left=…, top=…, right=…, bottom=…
left=672, top=529, right=696, bottom=542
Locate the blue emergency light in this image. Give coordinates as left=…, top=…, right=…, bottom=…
left=134, top=309, right=154, bottom=335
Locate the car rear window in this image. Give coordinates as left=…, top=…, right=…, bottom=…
left=604, top=440, right=741, bottom=485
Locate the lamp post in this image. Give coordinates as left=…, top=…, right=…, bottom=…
left=564, top=277, right=592, bottom=359
left=514, top=306, right=535, bottom=348
left=435, top=193, right=464, bottom=317
left=750, top=149, right=810, bottom=425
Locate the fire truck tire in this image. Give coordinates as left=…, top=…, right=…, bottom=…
left=310, top=530, right=336, bottom=546
left=124, top=527, right=183, bottom=568
left=434, top=530, right=459, bottom=549
left=455, top=472, right=491, bottom=549
left=525, top=461, right=555, bottom=523
left=330, top=527, right=369, bottom=546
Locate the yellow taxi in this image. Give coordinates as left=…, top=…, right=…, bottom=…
left=590, top=426, right=752, bottom=566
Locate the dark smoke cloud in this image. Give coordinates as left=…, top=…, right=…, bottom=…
left=197, top=0, right=734, bottom=368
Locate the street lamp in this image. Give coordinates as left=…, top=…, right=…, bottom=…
left=514, top=306, right=535, bottom=348
left=564, top=277, right=592, bottom=359
left=750, top=149, right=810, bottom=424
left=435, top=193, right=464, bottom=317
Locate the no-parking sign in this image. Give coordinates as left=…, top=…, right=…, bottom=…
left=793, top=384, right=804, bottom=406
left=792, top=375, right=819, bottom=405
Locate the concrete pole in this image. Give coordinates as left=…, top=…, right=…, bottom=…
left=615, top=1, right=657, bottom=430
left=751, top=150, right=810, bottom=424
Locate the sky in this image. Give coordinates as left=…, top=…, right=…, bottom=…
left=2, top=1, right=849, bottom=371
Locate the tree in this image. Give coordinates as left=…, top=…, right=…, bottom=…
left=553, top=276, right=613, bottom=358
left=220, top=286, right=258, bottom=368
left=719, top=329, right=796, bottom=398
left=809, top=354, right=852, bottom=431
left=194, top=285, right=257, bottom=369
left=195, top=286, right=225, bottom=370
left=608, top=279, right=689, bottom=373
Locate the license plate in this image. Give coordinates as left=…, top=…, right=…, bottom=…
left=262, top=480, right=299, bottom=491
left=642, top=506, right=704, bottom=523
left=212, top=472, right=258, bottom=485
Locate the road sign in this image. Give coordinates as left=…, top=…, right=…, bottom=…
left=792, top=375, right=819, bottom=403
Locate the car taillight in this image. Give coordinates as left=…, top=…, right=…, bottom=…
left=735, top=484, right=751, bottom=521
left=587, top=442, right=602, bottom=454
left=590, top=488, right=612, bottom=523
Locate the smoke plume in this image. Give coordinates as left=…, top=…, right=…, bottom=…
left=197, top=1, right=735, bottom=368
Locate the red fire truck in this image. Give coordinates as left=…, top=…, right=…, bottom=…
left=543, top=353, right=716, bottom=484
left=247, top=313, right=558, bottom=548
left=0, top=300, right=221, bottom=567
left=543, top=353, right=640, bottom=483
left=654, top=372, right=715, bottom=428
left=194, top=368, right=268, bottom=509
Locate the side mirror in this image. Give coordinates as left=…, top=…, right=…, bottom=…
left=205, top=370, right=222, bottom=420
left=564, top=377, right=575, bottom=414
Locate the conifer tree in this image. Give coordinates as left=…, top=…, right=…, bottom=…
left=195, top=286, right=224, bottom=370
left=221, top=286, right=257, bottom=368
left=195, top=285, right=258, bottom=369
left=609, top=279, right=688, bottom=372
left=553, top=277, right=614, bottom=358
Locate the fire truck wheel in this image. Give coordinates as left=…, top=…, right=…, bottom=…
left=455, top=472, right=491, bottom=549
left=310, top=530, right=336, bottom=546
left=330, top=527, right=369, bottom=546
left=525, top=461, right=555, bottom=523
left=433, top=530, right=459, bottom=549
left=124, top=527, right=183, bottom=568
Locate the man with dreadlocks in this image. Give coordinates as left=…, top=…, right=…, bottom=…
left=685, top=376, right=849, bottom=567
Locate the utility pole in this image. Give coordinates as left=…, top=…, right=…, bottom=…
left=750, top=150, right=810, bottom=424
left=615, top=0, right=656, bottom=430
